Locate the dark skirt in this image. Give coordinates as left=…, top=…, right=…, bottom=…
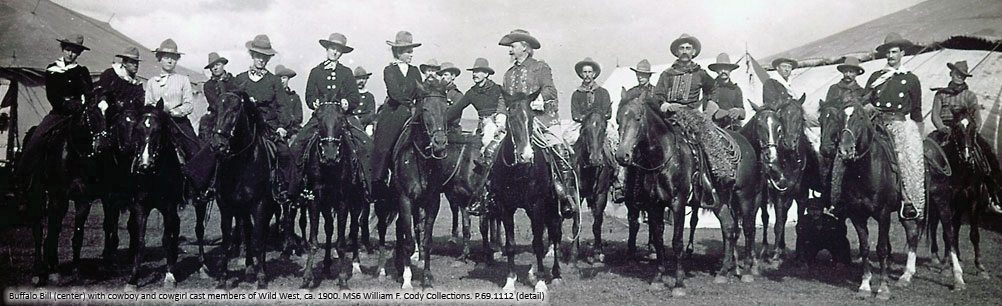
left=369, top=103, right=412, bottom=181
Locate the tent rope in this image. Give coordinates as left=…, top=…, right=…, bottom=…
left=969, top=40, right=1001, bottom=74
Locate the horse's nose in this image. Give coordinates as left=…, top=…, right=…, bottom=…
left=518, top=146, right=534, bottom=163
left=615, top=150, right=631, bottom=166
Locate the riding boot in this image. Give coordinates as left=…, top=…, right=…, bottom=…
left=552, top=146, right=578, bottom=219
left=611, top=165, right=626, bottom=203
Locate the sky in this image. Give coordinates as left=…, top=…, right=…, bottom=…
left=55, top=0, right=925, bottom=118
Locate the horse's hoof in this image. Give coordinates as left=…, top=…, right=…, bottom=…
left=713, top=275, right=728, bottom=284
left=649, top=282, right=665, bottom=290
left=503, top=276, right=517, bottom=292
left=410, top=252, right=420, bottom=263
left=875, top=289, right=891, bottom=301
left=450, top=260, right=465, bottom=268
left=124, top=284, right=137, bottom=292
left=856, top=288, right=871, bottom=299
left=953, top=282, right=966, bottom=291
left=256, top=281, right=267, bottom=290
left=979, top=271, right=991, bottom=279
left=671, top=287, right=687, bottom=297
left=545, top=246, right=555, bottom=259
left=741, top=274, right=755, bottom=283
left=198, top=265, right=211, bottom=279
left=551, top=278, right=564, bottom=287
left=597, top=253, right=606, bottom=263
left=31, top=276, right=43, bottom=287
left=491, top=251, right=502, bottom=261
left=895, top=277, right=912, bottom=287
left=47, top=273, right=61, bottom=284
left=533, top=280, right=548, bottom=293
left=164, top=272, right=177, bottom=288
left=352, top=262, right=362, bottom=275
left=401, top=282, right=414, bottom=290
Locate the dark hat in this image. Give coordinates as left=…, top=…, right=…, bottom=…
left=708, top=53, right=739, bottom=72
left=246, top=34, right=277, bottom=56
left=319, top=32, right=354, bottom=53
left=116, top=47, right=142, bottom=62
left=875, top=32, right=914, bottom=55
left=771, top=57, right=798, bottom=70
left=204, top=52, right=228, bottom=69
left=670, top=33, right=701, bottom=58
left=466, top=58, right=495, bottom=75
left=386, top=31, right=422, bottom=48
left=419, top=58, right=440, bottom=72
left=498, top=29, right=541, bottom=49
left=154, top=38, right=183, bottom=55
left=574, top=57, right=601, bottom=79
left=947, top=60, right=972, bottom=77
left=630, top=59, right=653, bottom=74
left=354, top=66, right=372, bottom=78
left=57, top=34, right=90, bottom=51
left=438, top=62, right=461, bottom=76
left=836, top=56, right=864, bottom=74
left=275, top=65, right=296, bottom=78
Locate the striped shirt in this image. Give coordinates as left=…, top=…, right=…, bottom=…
left=144, top=72, right=193, bottom=117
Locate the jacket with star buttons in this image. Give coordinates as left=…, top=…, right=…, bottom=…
left=305, top=61, right=361, bottom=113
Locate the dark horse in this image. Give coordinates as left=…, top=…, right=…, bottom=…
left=828, top=102, right=936, bottom=299
left=743, top=96, right=821, bottom=263
left=20, top=102, right=110, bottom=286
left=616, top=98, right=761, bottom=295
left=299, top=101, right=368, bottom=289
left=574, top=110, right=615, bottom=262
left=207, top=91, right=275, bottom=289
left=123, top=101, right=186, bottom=290
left=491, top=92, right=571, bottom=293
left=929, top=103, right=998, bottom=288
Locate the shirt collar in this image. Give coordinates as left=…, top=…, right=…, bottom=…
left=323, top=60, right=339, bottom=70
left=112, top=63, right=141, bottom=85
left=249, top=66, right=269, bottom=77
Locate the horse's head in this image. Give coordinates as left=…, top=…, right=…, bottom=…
left=578, top=110, right=608, bottom=166
left=314, top=101, right=349, bottom=164
left=615, top=95, right=644, bottom=166
left=506, top=92, right=533, bottom=164
left=132, top=101, right=167, bottom=174
left=776, top=95, right=806, bottom=150
left=949, top=104, right=981, bottom=166
left=749, top=102, right=787, bottom=188
left=416, top=79, right=449, bottom=159
left=818, top=101, right=846, bottom=159
left=209, top=91, right=249, bottom=154
left=76, top=103, right=112, bottom=157
left=837, top=103, right=873, bottom=161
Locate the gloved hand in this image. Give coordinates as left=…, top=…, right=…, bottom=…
left=365, top=125, right=374, bottom=136
left=494, top=113, right=508, bottom=130
left=713, top=109, right=729, bottom=120
left=339, top=99, right=349, bottom=110
left=660, top=102, right=682, bottom=113
left=277, top=127, right=288, bottom=138
left=97, top=100, right=109, bottom=114
left=530, top=97, right=546, bottom=111
left=731, top=108, right=746, bottom=120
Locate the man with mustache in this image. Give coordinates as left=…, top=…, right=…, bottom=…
left=764, top=57, right=800, bottom=106
left=707, top=53, right=745, bottom=131
left=823, top=56, right=866, bottom=110
left=352, top=66, right=377, bottom=134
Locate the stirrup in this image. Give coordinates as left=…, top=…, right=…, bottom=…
left=899, top=202, right=921, bottom=220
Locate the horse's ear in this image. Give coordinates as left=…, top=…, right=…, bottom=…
left=155, top=98, right=165, bottom=111
left=749, top=99, right=762, bottom=112
left=797, top=94, right=806, bottom=105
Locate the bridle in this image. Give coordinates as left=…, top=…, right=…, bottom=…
left=212, top=92, right=258, bottom=158
left=316, top=101, right=346, bottom=161
left=619, top=102, right=671, bottom=172
left=415, top=97, right=448, bottom=160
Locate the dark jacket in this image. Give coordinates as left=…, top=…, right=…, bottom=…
left=450, top=79, right=505, bottom=121
left=711, top=80, right=743, bottom=111
left=282, top=88, right=304, bottom=134
left=444, top=83, right=465, bottom=130
left=232, top=70, right=288, bottom=131
left=45, top=62, right=93, bottom=114
left=824, top=80, right=865, bottom=110
left=383, top=63, right=422, bottom=108
left=305, top=61, right=361, bottom=112
left=865, top=69, right=923, bottom=121
left=93, top=66, right=144, bottom=121
left=203, top=72, right=233, bottom=114
left=502, top=56, right=558, bottom=126
left=763, top=78, right=793, bottom=106
left=571, top=85, right=612, bottom=122
left=651, top=61, right=714, bottom=109
left=356, top=90, right=377, bottom=127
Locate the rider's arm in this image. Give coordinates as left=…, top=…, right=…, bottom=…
left=908, top=75, right=923, bottom=122
left=931, top=93, right=946, bottom=131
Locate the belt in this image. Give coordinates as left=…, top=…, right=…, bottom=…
left=876, top=112, right=906, bottom=121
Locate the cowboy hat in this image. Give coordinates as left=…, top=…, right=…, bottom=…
left=467, top=58, right=495, bottom=75
left=574, top=57, right=601, bottom=79
left=275, top=65, right=296, bottom=78
left=498, top=29, right=541, bottom=49
left=670, top=34, right=701, bottom=58
left=947, top=60, right=972, bottom=77
left=204, top=52, right=228, bottom=69
left=246, top=34, right=277, bottom=56
left=354, top=66, right=372, bottom=78
left=836, top=56, right=865, bottom=74
left=708, top=53, right=739, bottom=72
left=875, top=32, right=914, bottom=55
left=319, top=32, right=354, bottom=53
left=386, top=31, right=422, bottom=48
left=771, top=57, right=798, bottom=70
left=154, top=38, right=183, bottom=55
left=419, top=59, right=440, bottom=72
left=116, top=47, right=142, bottom=62
left=630, top=59, right=653, bottom=75
left=57, top=34, right=90, bottom=51
left=438, top=62, right=461, bottom=76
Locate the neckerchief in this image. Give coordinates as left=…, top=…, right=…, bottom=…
left=322, top=60, right=338, bottom=70
left=770, top=74, right=800, bottom=98
left=869, top=64, right=911, bottom=89
left=391, top=60, right=410, bottom=76
left=248, top=67, right=268, bottom=81
left=714, top=78, right=737, bottom=89
left=154, top=70, right=174, bottom=87
left=577, top=80, right=598, bottom=111
left=359, top=87, right=369, bottom=94
left=211, top=72, right=231, bottom=82
left=112, top=63, right=141, bottom=85
left=932, top=81, right=968, bottom=96
left=666, top=60, right=701, bottom=75
left=46, top=58, right=79, bottom=73
left=836, top=79, right=862, bottom=91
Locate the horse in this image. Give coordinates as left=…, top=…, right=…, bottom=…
left=491, top=92, right=573, bottom=293
left=929, top=104, right=996, bottom=286
left=742, top=95, right=820, bottom=263
left=19, top=102, right=110, bottom=286
left=828, top=102, right=928, bottom=299
left=207, top=91, right=276, bottom=289
left=299, top=100, right=368, bottom=289
left=573, top=110, right=615, bottom=262
left=122, top=101, right=186, bottom=290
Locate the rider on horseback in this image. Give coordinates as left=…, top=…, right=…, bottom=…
left=707, top=53, right=746, bottom=131
left=498, top=29, right=577, bottom=218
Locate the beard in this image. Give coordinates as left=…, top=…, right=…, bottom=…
left=841, top=76, right=854, bottom=83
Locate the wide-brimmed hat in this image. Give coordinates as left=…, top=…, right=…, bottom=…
left=419, top=59, right=440, bottom=72
left=438, top=62, right=461, bottom=76
left=354, top=66, right=372, bottom=78
left=154, top=38, right=183, bottom=55
left=246, top=34, right=277, bottom=56
left=836, top=56, right=864, bottom=74
left=319, top=32, right=354, bottom=53
left=670, top=34, right=701, bottom=58
left=115, top=47, right=142, bottom=62
left=947, top=60, right=972, bottom=77
left=708, top=53, right=739, bottom=72
left=771, top=57, right=798, bottom=70
left=498, top=29, right=541, bottom=49
left=275, top=65, right=296, bottom=78
left=630, top=59, right=653, bottom=75
left=204, top=52, right=228, bottom=69
left=57, top=34, right=90, bottom=51
left=386, top=31, right=422, bottom=48
left=875, top=32, right=914, bottom=55
left=466, top=58, right=495, bottom=75
left=574, top=57, right=601, bottom=79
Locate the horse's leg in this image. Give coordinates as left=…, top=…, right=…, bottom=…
left=375, top=200, right=393, bottom=280
left=450, top=196, right=461, bottom=244
left=686, top=207, right=699, bottom=258
left=548, top=206, right=564, bottom=288
left=928, top=205, right=942, bottom=267
left=216, top=208, right=233, bottom=288
left=300, top=199, right=311, bottom=256
left=760, top=191, right=772, bottom=260
left=647, top=206, right=667, bottom=290
left=252, top=200, right=270, bottom=289
left=349, top=197, right=363, bottom=275
left=460, top=202, right=472, bottom=262
left=670, top=202, right=688, bottom=296
left=627, top=201, right=640, bottom=257
left=125, top=206, right=149, bottom=291
left=335, top=196, right=351, bottom=289
left=322, top=200, right=335, bottom=275
left=592, top=191, right=609, bottom=262
left=194, top=196, right=210, bottom=278
left=851, top=216, right=873, bottom=297
left=31, top=204, right=46, bottom=286
left=970, top=198, right=988, bottom=278
left=896, top=217, right=921, bottom=287
left=162, top=205, right=180, bottom=288
left=359, top=201, right=372, bottom=254
left=714, top=204, right=737, bottom=284
left=71, top=198, right=93, bottom=278
left=772, top=196, right=794, bottom=263
left=740, top=189, right=760, bottom=282
left=240, top=214, right=254, bottom=287
left=301, top=194, right=320, bottom=288
left=874, top=214, right=892, bottom=300
left=102, top=197, right=122, bottom=266
left=397, top=195, right=416, bottom=290
left=421, top=195, right=440, bottom=288
left=527, top=208, right=547, bottom=292
left=939, top=200, right=964, bottom=290
left=44, top=194, right=69, bottom=284
left=501, top=209, right=518, bottom=292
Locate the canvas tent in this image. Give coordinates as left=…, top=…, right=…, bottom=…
left=0, top=0, right=208, bottom=165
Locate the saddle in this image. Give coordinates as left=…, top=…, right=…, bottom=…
left=923, top=137, right=952, bottom=176
left=671, top=109, right=741, bottom=181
